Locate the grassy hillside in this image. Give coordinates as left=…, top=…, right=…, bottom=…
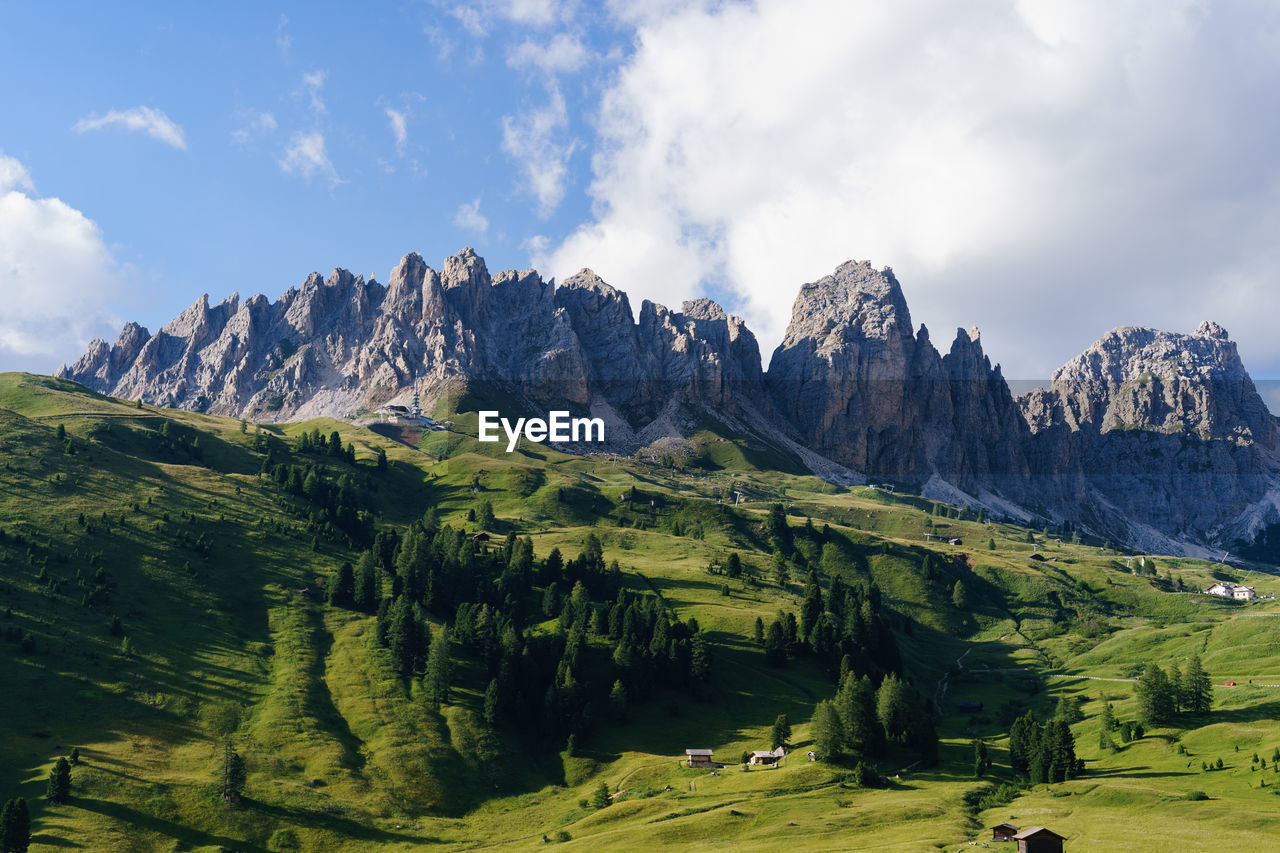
left=1, top=372, right=1279, bottom=851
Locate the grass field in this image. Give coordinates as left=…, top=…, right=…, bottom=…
left=2, top=372, right=1280, bottom=851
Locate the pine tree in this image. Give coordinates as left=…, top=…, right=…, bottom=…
left=475, top=499, right=495, bottom=530
left=771, top=714, right=792, bottom=750
left=484, top=678, right=500, bottom=727
left=1136, top=662, right=1175, bottom=725
left=690, top=633, right=711, bottom=684
left=424, top=626, right=452, bottom=708
left=726, top=552, right=742, bottom=578
left=764, top=620, right=786, bottom=667
left=800, top=574, right=824, bottom=642
left=753, top=616, right=764, bottom=645
left=810, top=699, right=845, bottom=761
left=45, top=756, right=71, bottom=802
left=771, top=551, right=789, bottom=587
left=1009, top=712, right=1042, bottom=777
left=1168, top=663, right=1183, bottom=714
left=221, top=741, right=246, bottom=803
left=1101, top=700, right=1116, bottom=731
left=1, top=797, right=31, bottom=853
left=875, top=673, right=911, bottom=742
left=353, top=551, right=379, bottom=613
left=326, top=562, right=356, bottom=608
left=591, top=781, right=610, bottom=810
left=375, top=447, right=388, bottom=471
left=951, top=580, right=968, bottom=610
left=987, top=537, right=996, bottom=551
left=609, top=679, right=629, bottom=721
left=1184, top=654, right=1212, bottom=714
left=837, top=674, right=885, bottom=758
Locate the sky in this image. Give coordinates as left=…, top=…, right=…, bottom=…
left=3, top=0, right=1280, bottom=392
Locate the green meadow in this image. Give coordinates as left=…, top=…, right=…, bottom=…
left=2, top=372, right=1279, bottom=851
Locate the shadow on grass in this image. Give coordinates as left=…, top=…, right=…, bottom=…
left=71, top=797, right=270, bottom=853
left=29, top=833, right=82, bottom=848
left=244, top=797, right=440, bottom=844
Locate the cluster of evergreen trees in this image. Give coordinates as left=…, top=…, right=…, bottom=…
left=294, top=427, right=357, bottom=464
left=264, top=460, right=375, bottom=544
left=757, top=571, right=901, bottom=681
left=810, top=671, right=937, bottom=766
left=1009, top=712, right=1081, bottom=783
left=1135, top=655, right=1212, bottom=725
left=326, top=513, right=713, bottom=750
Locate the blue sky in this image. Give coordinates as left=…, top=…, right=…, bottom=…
left=4, top=1, right=1280, bottom=390
left=0, top=1, right=620, bottom=369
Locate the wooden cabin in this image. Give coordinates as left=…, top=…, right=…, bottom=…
left=748, top=747, right=786, bottom=766
left=1014, top=826, right=1065, bottom=853
left=991, top=822, right=1019, bottom=842
left=685, top=748, right=714, bottom=768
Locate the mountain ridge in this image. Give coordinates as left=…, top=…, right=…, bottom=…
left=58, top=248, right=1280, bottom=560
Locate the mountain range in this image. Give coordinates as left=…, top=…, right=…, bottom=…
left=58, top=248, right=1280, bottom=561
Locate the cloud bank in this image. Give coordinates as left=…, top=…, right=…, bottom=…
left=540, top=0, right=1280, bottom=377
left=0, top=154, right=123, bottom=370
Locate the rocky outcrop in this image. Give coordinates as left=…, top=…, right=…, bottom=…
left=767, top=261, right=1030, bottom=489
left=1016, top=322, right=1280, bottom=554
left=58, top=248, right=1280, bottom=558
left=58, top=248, right=769, bottom=441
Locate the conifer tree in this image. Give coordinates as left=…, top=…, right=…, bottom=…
left=45, top=756, right=71, bottom=802
left=875, top=673, right=911, bottom=742
left=951, top=580, right=968, bottom=610
left=326, top=562, right=356, bottom=609
left=425, top=626, right=452, bottom=708
left=0, top=796, right=31, bottom=853
left=810, top=700, right=844, bottom=761
left=591, top=781, right=610, bottom=809
left=771, top=714, right=792, bottom=750
left=1136, top=662, right=1175, bottom=725
left=1184, top=654, right=1212, bottom=714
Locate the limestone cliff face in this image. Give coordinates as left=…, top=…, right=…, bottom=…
left=766, top=261, right=1030, bottom=489
left=58, top=249, right=766, bottom=437
left=1016, top=322, right=1280, bottom=553
left=58, top=248, right=1280, bottom=557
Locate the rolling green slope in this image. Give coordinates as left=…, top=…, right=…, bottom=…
left=1, top=372, right=1279, bottom=852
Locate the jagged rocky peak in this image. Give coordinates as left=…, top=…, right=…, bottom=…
left=1020, top=321, right=1278, bottom=446
left=776, top=259, right=913, bottom=348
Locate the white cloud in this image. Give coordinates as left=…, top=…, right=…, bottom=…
left=507, top=33, right=590, bottom=75
left=386, top=108, right=409, bottom=155
left=0, top=155, right=34, bottom=194
left=230, top=111, right=277, bottom=145
left=73, top=106, right=187, bottom=150
left=0, top=154, right=123, bottom=368
left=276, top=14, right=291, bottom=58
left=279, top=131, right=340, bottom=185
left=302, top=70, right=327, bottom=114
left=501, top=86, right=576, bottom=216
left=545, top=0, right=1280, bottom=377
left=449, top=0, right=571, bottom=37
left=500, top=0, right=564, bottom=27
left=451, top=5, right=488, bottom=36
left=452, top=198, right=490, bottom=233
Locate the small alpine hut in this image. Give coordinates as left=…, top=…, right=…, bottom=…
left=685, top=748, right=714, bottom=768
left=991, top=822, right=1019, bottom=842
left=748, top=746, right=786, bottom=767
left=1013, top=826, right=1065, bottom=853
